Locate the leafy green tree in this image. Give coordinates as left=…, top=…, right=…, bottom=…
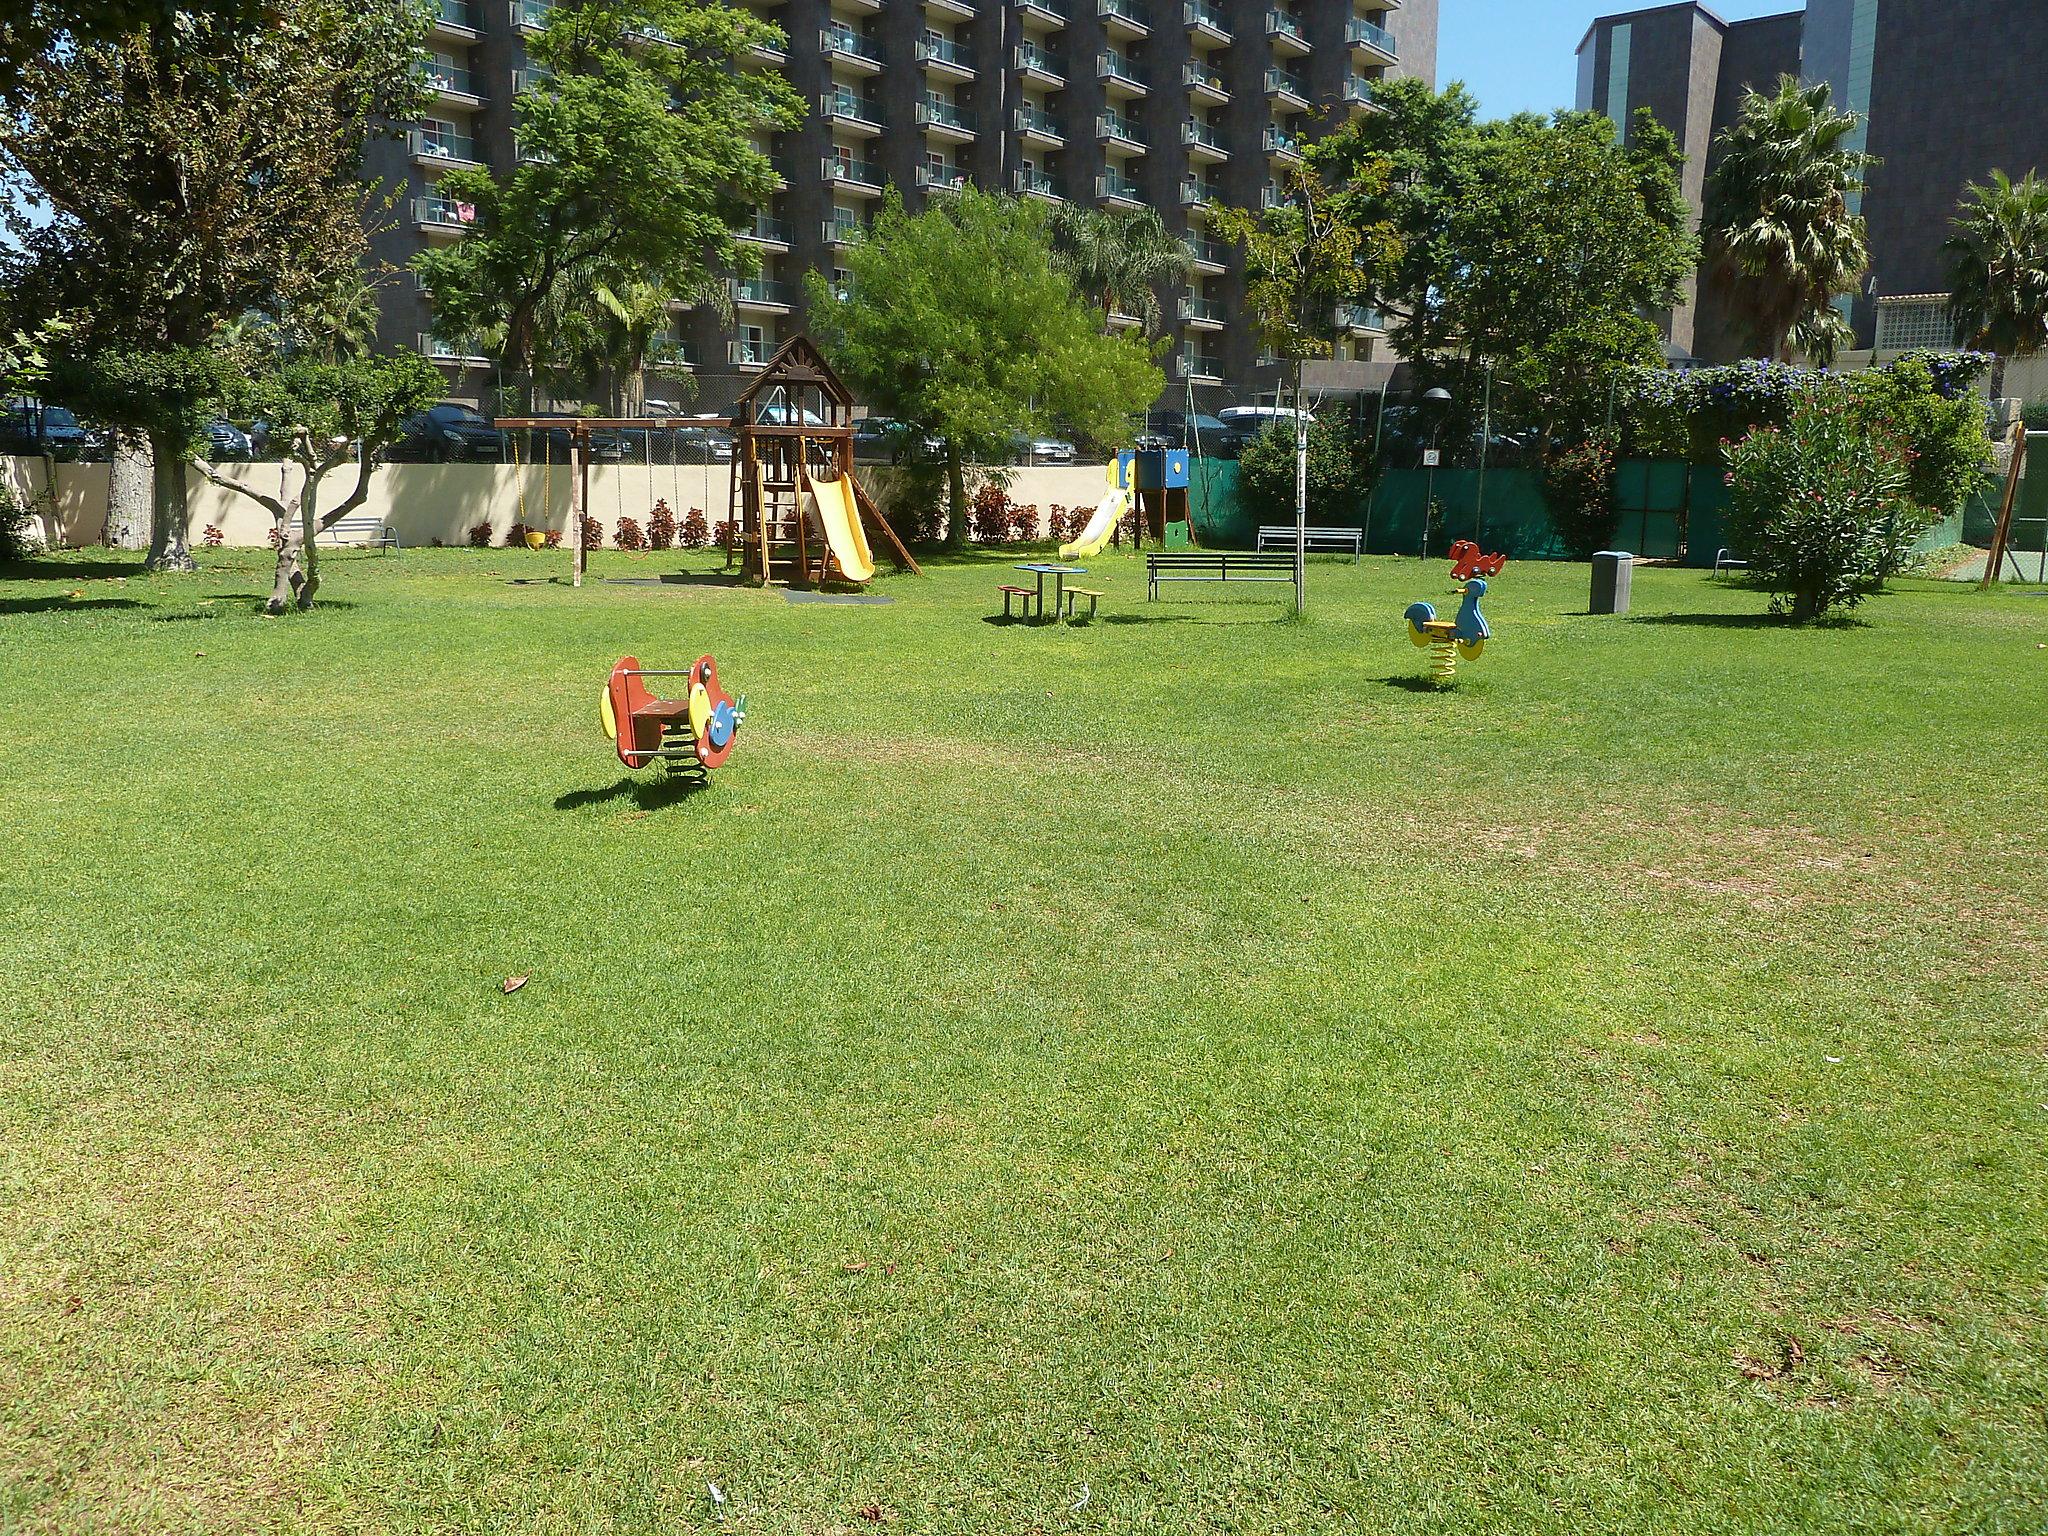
left=1702, top=76, right=1874, bottom=364
left=1237, top=419, right=1368, bottom=528
left=0, top=0, right=426, bottom=569
left=807, top=188, right=1162, bottom=552
left=1046, top=204, right=1193, bottom=337
left=1847, top=353, right=1994, bottom=548
left=0, top=0, right=270, bottom=105
left=1212, top=157, right=1398, bottom=611
left=193, top=352, right=443, bottom=612
left=414, top=0, right=800, bottom=413
left=1944, top=169, right=2048, bottom=401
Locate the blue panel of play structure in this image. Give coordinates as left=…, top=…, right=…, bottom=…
left=1136, top=449, right=1189, bottom=490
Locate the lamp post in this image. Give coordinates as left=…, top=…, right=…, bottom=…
left=1420, top=385, right=1451, bottom=559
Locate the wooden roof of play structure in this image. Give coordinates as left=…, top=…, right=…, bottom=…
left=730, top=335, right=853, bottom=421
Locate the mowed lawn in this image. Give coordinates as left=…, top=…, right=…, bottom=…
left=1, top=543, right=2044, bottom=1535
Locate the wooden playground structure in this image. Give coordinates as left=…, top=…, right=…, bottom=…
left=498, top=335, right=916, bottom=589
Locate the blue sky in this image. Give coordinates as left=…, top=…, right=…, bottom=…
left=1442, top=0, right=1802, bottom=118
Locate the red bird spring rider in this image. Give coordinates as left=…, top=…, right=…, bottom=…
left=602, top=655, right=745, bottom=777
left=1405, top=541, right=1505, bottom=685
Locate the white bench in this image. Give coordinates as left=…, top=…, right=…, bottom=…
left=1713, top=547, right=1747, bottom=574
left=1256, top=525, right=1363, bottom=561
left=316, top=515, right=400, bottom=552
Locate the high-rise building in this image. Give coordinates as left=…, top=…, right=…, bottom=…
left=1576, top=1, right=2048, bottom=364
left=375, top=0, right=1439, bottom=411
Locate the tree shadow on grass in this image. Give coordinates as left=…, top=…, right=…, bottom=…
left=0, top=558, right=140, bottom=581
left=0, top=595, right=141, bottom=616
left=1627, top=611, right=1866, bottom=630
left=554, top=774, right=709, bottom=812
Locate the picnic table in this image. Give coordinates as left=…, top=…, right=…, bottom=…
left=1011, top=562, right=1088, bottom=621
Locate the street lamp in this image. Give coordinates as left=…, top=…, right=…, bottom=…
left=1421, top=386, right=1451, bottom=558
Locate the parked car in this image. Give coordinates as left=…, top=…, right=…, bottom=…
left=1138, top=412, right=1232, bottom=454
left=0, top=402, right=108, bottom=460
left=665, top=425, right=734, bottom=464
left=756, top=402, right=827, bottom=427
left=388, top=401, right=505, bottom=461
left=1008, top=432, right=1076, bottom=464
left=853, top=417, right=940, bottom=463
left=203, top=420, right=254, bottom=461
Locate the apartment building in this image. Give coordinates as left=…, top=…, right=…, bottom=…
left=372, top=0, right=1439, bottom=412
left=1576, top=1, right=2048, bottom=363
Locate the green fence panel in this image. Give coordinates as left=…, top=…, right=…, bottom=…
left=1187, top=458, right=1256, bottom=547
left=1682, top=468, right=1731, bottom=566
left=1366, top=468, right=1565, bottom=559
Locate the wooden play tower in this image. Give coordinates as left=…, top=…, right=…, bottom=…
left=726, top=335, right=918, bottom=587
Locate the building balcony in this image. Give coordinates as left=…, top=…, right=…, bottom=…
left=1265, top=67, right=1309, bottom=109
left=744, top=38, right=787, bottom=67
left=1097, top=51, right=1146, bottom=98
left=822, top=154, right=886, bottom=195
left=429, top=0, right=478, bottom=41
left=1013, top=42, right=1066, bottom=87
left=1183, top=0, right=1229, bottom=46
left=820, top=88, right=885, bottom=135
left=821, top=24, right=884, bottom=73
left=419, top=332, right=490, bottom=364
left=1180, top=118, right=1227, bottom=161
left=734, top=278, right=794, bottom=312
left=738, top=214, right=791, bottom=250
left=1096, top=168, right=1146, bottom=208
left=1179, top=294, right=1225, bottom=329
left=917, top=97, right=977, bottom=141
left=1097, top=0, right=1148, bottom=40
left=1179, top=347, right=1222, bottom=383
left=512, top=0, right=553, bottom=33
left=917, top=32, right=975, bottom=79
left=1108, top=309, right=1143, bottom=330
left=1178, top=177, right=1218, bottom=210
left=413, top=194, right=475, bottom=234
left=1184, top=234, right=1227, bottom=272
left=511, top=66, right=551, bottom=94
left=1266, top=8, right=1310, bottom=56
left=924, top=0, right=976, bottom=19
left=1260, top=182, right=1285, bottom=209
left=1336, top=302, right=1384, bottom=334
left=1013, top=0, right=1068, bottom=29
left=647, top=336, right=697, bottom=372
left=1097, top=111, right=1144, bottom=153
left=420, top=63, right=482, bottom=108
left=917, top=164, right=969, bottom=193
left=1012, top=165, right=1065, bottom=202
left=1347, top=15, right=1397, bottom=62
left=730, top=338, right=774, bottom=367
left=1183, top=61, right=1228, bottom=105
left=410, top=127, right=480, bottom=168
left=1014, top=102, right=1064, bottom=146
left=1263, top=124, right=1303, bottom=163
left=837, top=0, right=883, bottom=11
left=1343, top=75, right=1380, bottom=114
left=822, top=217, right=863, bottom=247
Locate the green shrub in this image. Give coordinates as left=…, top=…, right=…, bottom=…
left=0, top=482, right=44, bottom=561
left=1237, top=420, right=1367, bottom=528
left=1847, top=354, right=1994, bottom=532
left=1723, top=398, right=1921, bottom=622
left=1540, top=436, right=1619, bottom=559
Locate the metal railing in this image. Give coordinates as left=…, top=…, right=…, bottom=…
left=421, top=62, right=478, bottom=97
left=1263, top=125, right=1301, bottom=157
left=1180, top=295, right=1223, bottom=323
left=1096, top=168, right=1145, bottom=201
left=1265, top=67, right=1308, bottom=100
left=1337, top=302, right=1384, bottom=331
left=1347, top=15, right=1396, bottom=55
left=1098, top=110, right=1142, bottom=143
left=742, top=214, right=790, bottom=244
left=411, top=128, right=479, bottom=163
left=917, top=32, right=974, bottom=69
left=1179, top=177, right=1217, bottom=206
left=1098, top=0, right=1145, bottom=28
left=917, top=164, right=968, bottom=191
left=820, top=87, right=883, bottom=126
left=730, top=339, right=772, bottom=366
left=1013, top=165, right=1062, bottom=198
left=1015, top=102, right=1063, bottom=138
left=1266, top=8, right=1305, bottom=42
left=1183, top=0, right=1228, bottom=34
left=1184, top=235, right=1228, bottom=265
left=821, top=23, right=882, bottom=62
left=734, top=278, right=793, bottom=307
left=1015, top=41, right=1065, bottom=78
left=434, top=0, right=477, bottom=29
left=413, top=194, right=474, bottom=227
left=1181, top=118, right=1224, bottom=151
left=822, top=155, right=883, bottom=187
left=1183, top=61, right=1227, bottom=95
left=918, top=96, right=977, bottom=132
left=1097, top=50, right=1142, bottom=86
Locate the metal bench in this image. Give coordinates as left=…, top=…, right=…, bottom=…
left=1713, top=547, right=1748, bottom=574
left=1061, top=585, right=1103, bottom=622
left=1256, top=525, right=1363, bottom=561
left=995, top=582, right=1038, bottom=620
left=1146, top=550, right=1301, bottom=602
left=316, top=515, right=400, bottom=552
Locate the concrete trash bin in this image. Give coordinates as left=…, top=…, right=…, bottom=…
left=1591, top=551, right=1634, bottom=614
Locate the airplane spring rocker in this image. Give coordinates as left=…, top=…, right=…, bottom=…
left=1405, top=541, right=1505, bottom=686
left=602, top=655, right=745, bottom=779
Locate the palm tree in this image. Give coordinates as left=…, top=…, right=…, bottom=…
left=1944, top=168, right=2048, bottom=400
left=1702, top=76, right=1875, bottom=362
left=1046, top=203, right=1193, bottom=336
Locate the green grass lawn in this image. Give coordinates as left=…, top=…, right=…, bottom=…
left=1, top=544, right=2044, bottom=1534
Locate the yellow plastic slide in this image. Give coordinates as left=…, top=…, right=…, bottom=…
left=1059, top=464, right=1131, bottom=560
left=805, top=474, right=877, bottom=583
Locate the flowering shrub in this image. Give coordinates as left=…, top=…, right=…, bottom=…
left=614, top=515, right=645, bottom=551
left=1010, top=503, right=1040, bottom=541
left=970, top=480, right=1017, bottom=543
left=1539, top=436, right=1619, bottom=559
left=1723, top=398, right=1918, bottom=621
left=681, top=506, right=710, bottom=548
left=543, top=528, right=562, bottom=549
left=714, top=517, right=737, bottom=550
left=202, top=524, right=225, bottom=547
left=579, top=514, right=604, bottom=551
left=646, top=500, right=676, bottom=550
left=468, top=520, right=493, bottom=548
left=505, top=521, right=537, bottom=548
left=1046, top=503, right=1072, bottom=543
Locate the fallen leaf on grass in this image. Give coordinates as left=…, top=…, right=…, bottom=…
left=857, top=1505, right=886, bottom=1523
left=842, top=1259, right=867, bottom=1273
left=502, top=974, right=530, bottom=994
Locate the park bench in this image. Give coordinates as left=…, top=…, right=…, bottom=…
left=996, top=582, right=1038, bottom=620
left=1146, top=550, right=1301, bottom=602
left=1713, top=547, right=1748, bottom=574
left=1061, top=585, right=1103, bottom=622
left=316, top=515, right=400, bottom=552
left=1256, top=525, right=1364, bottom=561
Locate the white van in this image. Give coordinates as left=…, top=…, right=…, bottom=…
left=1217, top=405, right=1316, bottom=434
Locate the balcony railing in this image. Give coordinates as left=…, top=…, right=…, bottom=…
left=1260, top=183, right=1285, bottom=209
left=1098, top=110, right=1142, bottom=144
left=734, top=278, right=793, bottom=307
left=1343, top=76, right=1377, bottom=109
left=1263, top=125, right=1302, bottom=158
left=1180, top=295, right=1224, bottom=323
left=820, top=88, right=884, bottom=127
left=420, top=331, right=489, bottom=362
left=1265, top=67, right=1308, bottom=102
left=1015, top=102, right=1063, bottom=139
left=433, top=0, right=478, bottom=30
left=1184, top=235, right=1228, bottom=266
left=421, top=62, right=478, bottom=98
left=1183, top=0, right=1228, bottom=38
left=1183, top=61, right=1228, bottom=98
left=414, top=194, right=475, bottom=228
left=648, top=337, right=698, bottom=369
left=1013, top=165, right=1063, bottom=199
left=511, top=66, right=551, bottom=93
left=1096, top=168, right=1145, bottom=202
left=1181, top=118, right=1224, bottom=152
left=917, top=32, right=975, bottom=70
left=1180, top=347, right=1222, bottom=380
left=821, top=23, right=883, bottom=63
left=1337, top=302, right=1384, bottom=331
left=730, top=339, right=773, bottom=366
left=917, top=164, right=969, bottom=192
left=822, top=155, right=884, bottom=188
left=1179, top=178, right=1217, bottom=207
left=1347, top=15, right=1397, bottom=56
left=823, top=216, right=864, bottom=245
left=1014, top=41, right=1066, bottom=80
left=410, top=128, right=479, bottom=163
left=1013, top=0, right=1070, bottom=24
left=1097, top=51, right=1143, bottom=88
left=1266, top=8, right=1306, bottom=43
left=513, top=0, right=553, bottom=28
left=1098, top=0, right=1147, bottom=31
left=741, top=214, right=790, bottom=245
left=918, top=97, right=977, bottom=133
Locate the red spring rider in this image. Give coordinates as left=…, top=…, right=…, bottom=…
left=602, top=655, right=746, bottom=777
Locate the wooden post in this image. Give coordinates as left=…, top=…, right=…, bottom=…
left=1981, top=422, right=2027, bottom=590
left=569, top=426, right=585, bottom=588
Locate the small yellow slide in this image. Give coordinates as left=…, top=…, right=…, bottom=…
left=1059, top=463, right=1131, bottom=560
left=805, top=474, right=877, bottom=583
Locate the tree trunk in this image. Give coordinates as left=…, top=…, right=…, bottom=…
left=945, top=446, right=968, bottom=551
left=263, top=462, right=321, bottom=615
left=105, top=428, right=152, bottom=550
left=1991, top=353, right=2009, bottom=402
left=143, top=426, right=195, bottom=572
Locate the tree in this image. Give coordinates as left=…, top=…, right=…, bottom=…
left=1046, top=204, right=1193, bottom=337
left=0, top=1, right=270, bottom=105
left=1944, top=169, right=2048, bottom=401
left=1702, top=76, right=1874, bottom=364
left=0, top=0, right=427, bottom=569
left=414, top=0, right=801, bottom=413
left=1237, top=418, right=1368, bottom=528
left=806, top=188, right=1163, bottom=551
left=1212, top=158, right=1398, bottom=612
left=194, top=352, right=442, bottom=613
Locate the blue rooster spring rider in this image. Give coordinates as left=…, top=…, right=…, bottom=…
left=1406, top=540, right=1504, bottom=684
